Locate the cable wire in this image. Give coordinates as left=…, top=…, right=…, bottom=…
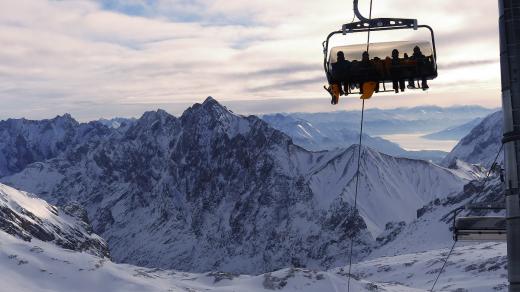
left=346, top=99, right=366, bottom=292
left=366, top=0, right=373, bottom=53
left=429, top=143, right=504, bottom=291
left=430, top=240, right=457, bottom=291
left=346, top=2, right=373, bottom=291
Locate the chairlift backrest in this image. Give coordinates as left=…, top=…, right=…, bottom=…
left=454, top=216, right=506, bottom=242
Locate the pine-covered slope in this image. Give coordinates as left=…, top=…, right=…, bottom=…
left=1, top=97, right=470, bottom=274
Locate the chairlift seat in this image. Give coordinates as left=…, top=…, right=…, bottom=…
left=454, top=216, right=506, bottom=242
left=323, top=17, right=438, bottom=97
left=328, top=41, right=437, bottom=85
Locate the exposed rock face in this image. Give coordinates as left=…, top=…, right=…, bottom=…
left=0, top=183, right=109, bottom=258
left=0, top=97, right=469, bottom=274
left=0, top=114, right=114, bottom=178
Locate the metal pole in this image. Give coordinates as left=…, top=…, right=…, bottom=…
left=500, top=1, right=520, bottom=291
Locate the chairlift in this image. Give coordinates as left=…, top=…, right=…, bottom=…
left=323, top=0, right=438, bottom=103
left=452, top=204, right=506, bottom=242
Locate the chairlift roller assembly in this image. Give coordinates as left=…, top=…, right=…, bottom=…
left=323, top=0, right=438, bottom=104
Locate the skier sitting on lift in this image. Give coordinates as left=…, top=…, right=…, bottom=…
left=388, top=49, right=406, bottom=93
left=359, top=51, right=378, bottom=98
left=326, top=51, right=351, bottom=105
left=408, top=46, right=429, bottom=91
left=332, top=51, right=351, bottom=95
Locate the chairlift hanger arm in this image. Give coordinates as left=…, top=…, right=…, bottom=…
left=350, top=0, right=418, bottom=31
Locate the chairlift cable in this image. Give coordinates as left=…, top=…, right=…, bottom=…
left=346, top=1, right=373, bottom=291
left=429, top=240, right=457, bottom=291
left=430, top=144, right=504, bottom=291
left=366, top=0, right=373, bottom=52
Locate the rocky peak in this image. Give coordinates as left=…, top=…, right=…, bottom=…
left=139, top=109, right=175, bottom=124
left=181, top=97, right=256, bottom=140
left=51, top=113, right=77, bottom=123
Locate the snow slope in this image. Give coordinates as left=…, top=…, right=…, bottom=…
left=0, top=227, right=507, bottom=292
left=351, top=242, right=507, bottom=292
left=0, top=183, right=108, bottom=257
left=0, top=229, right=418, bottom=292
left=442, top=111, right=503, bottom=168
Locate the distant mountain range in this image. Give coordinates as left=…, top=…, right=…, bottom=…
left=262, top=113, right=448, bottom=162
left=279, top=105, right=497, bottom=136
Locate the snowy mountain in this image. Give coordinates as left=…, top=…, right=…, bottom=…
left=0, top=114, right=112, bottom=178
left=263, top=113, right=447, bottom=162
left=0, top=183, right=108, bottom=257
left=422, top=117, right=484, bottom=141
left=262, top=113, right=404, bottom=152
left=442, top=111, right=503, bottom=168
left=307, top=146, right=470, bottom=236
left=0, top=97, right=470, bottom=274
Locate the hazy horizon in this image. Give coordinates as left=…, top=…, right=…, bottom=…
left=0, top=97, right=500, bottom=122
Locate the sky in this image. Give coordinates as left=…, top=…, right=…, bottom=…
left=0, top=0, right=502, bottom=121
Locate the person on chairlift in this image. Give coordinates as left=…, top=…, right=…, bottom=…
left=407, top=46, right=429, bottom=91
left=389, top=49, right=406, bottom=93
left=359, top=51, right=377, bottom=94
left=332, top=51, right=351, bottom=95
left=372, top=57, right=384, bottom=93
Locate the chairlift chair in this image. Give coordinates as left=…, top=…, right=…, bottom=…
left=323, top=0, right=438, bottom=102
left=452, top=204, right=506, bottom=242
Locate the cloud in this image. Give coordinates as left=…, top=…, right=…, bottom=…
left=0, top=0, right=503, bottom=120
left=438, top=59, right=499, bottom=70
left=250, top=64, right=320, bottom=76
left=249, top=76, right=325, bottom=92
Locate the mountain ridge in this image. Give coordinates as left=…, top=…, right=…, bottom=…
left=0, top=97, right=471, bottom=274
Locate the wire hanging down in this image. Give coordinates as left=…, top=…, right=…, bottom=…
left=430, top=241, right=457, bottom=291
left=346, top=99, right=365, bottom=292
left=346, top=1, right=373, bottom=291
